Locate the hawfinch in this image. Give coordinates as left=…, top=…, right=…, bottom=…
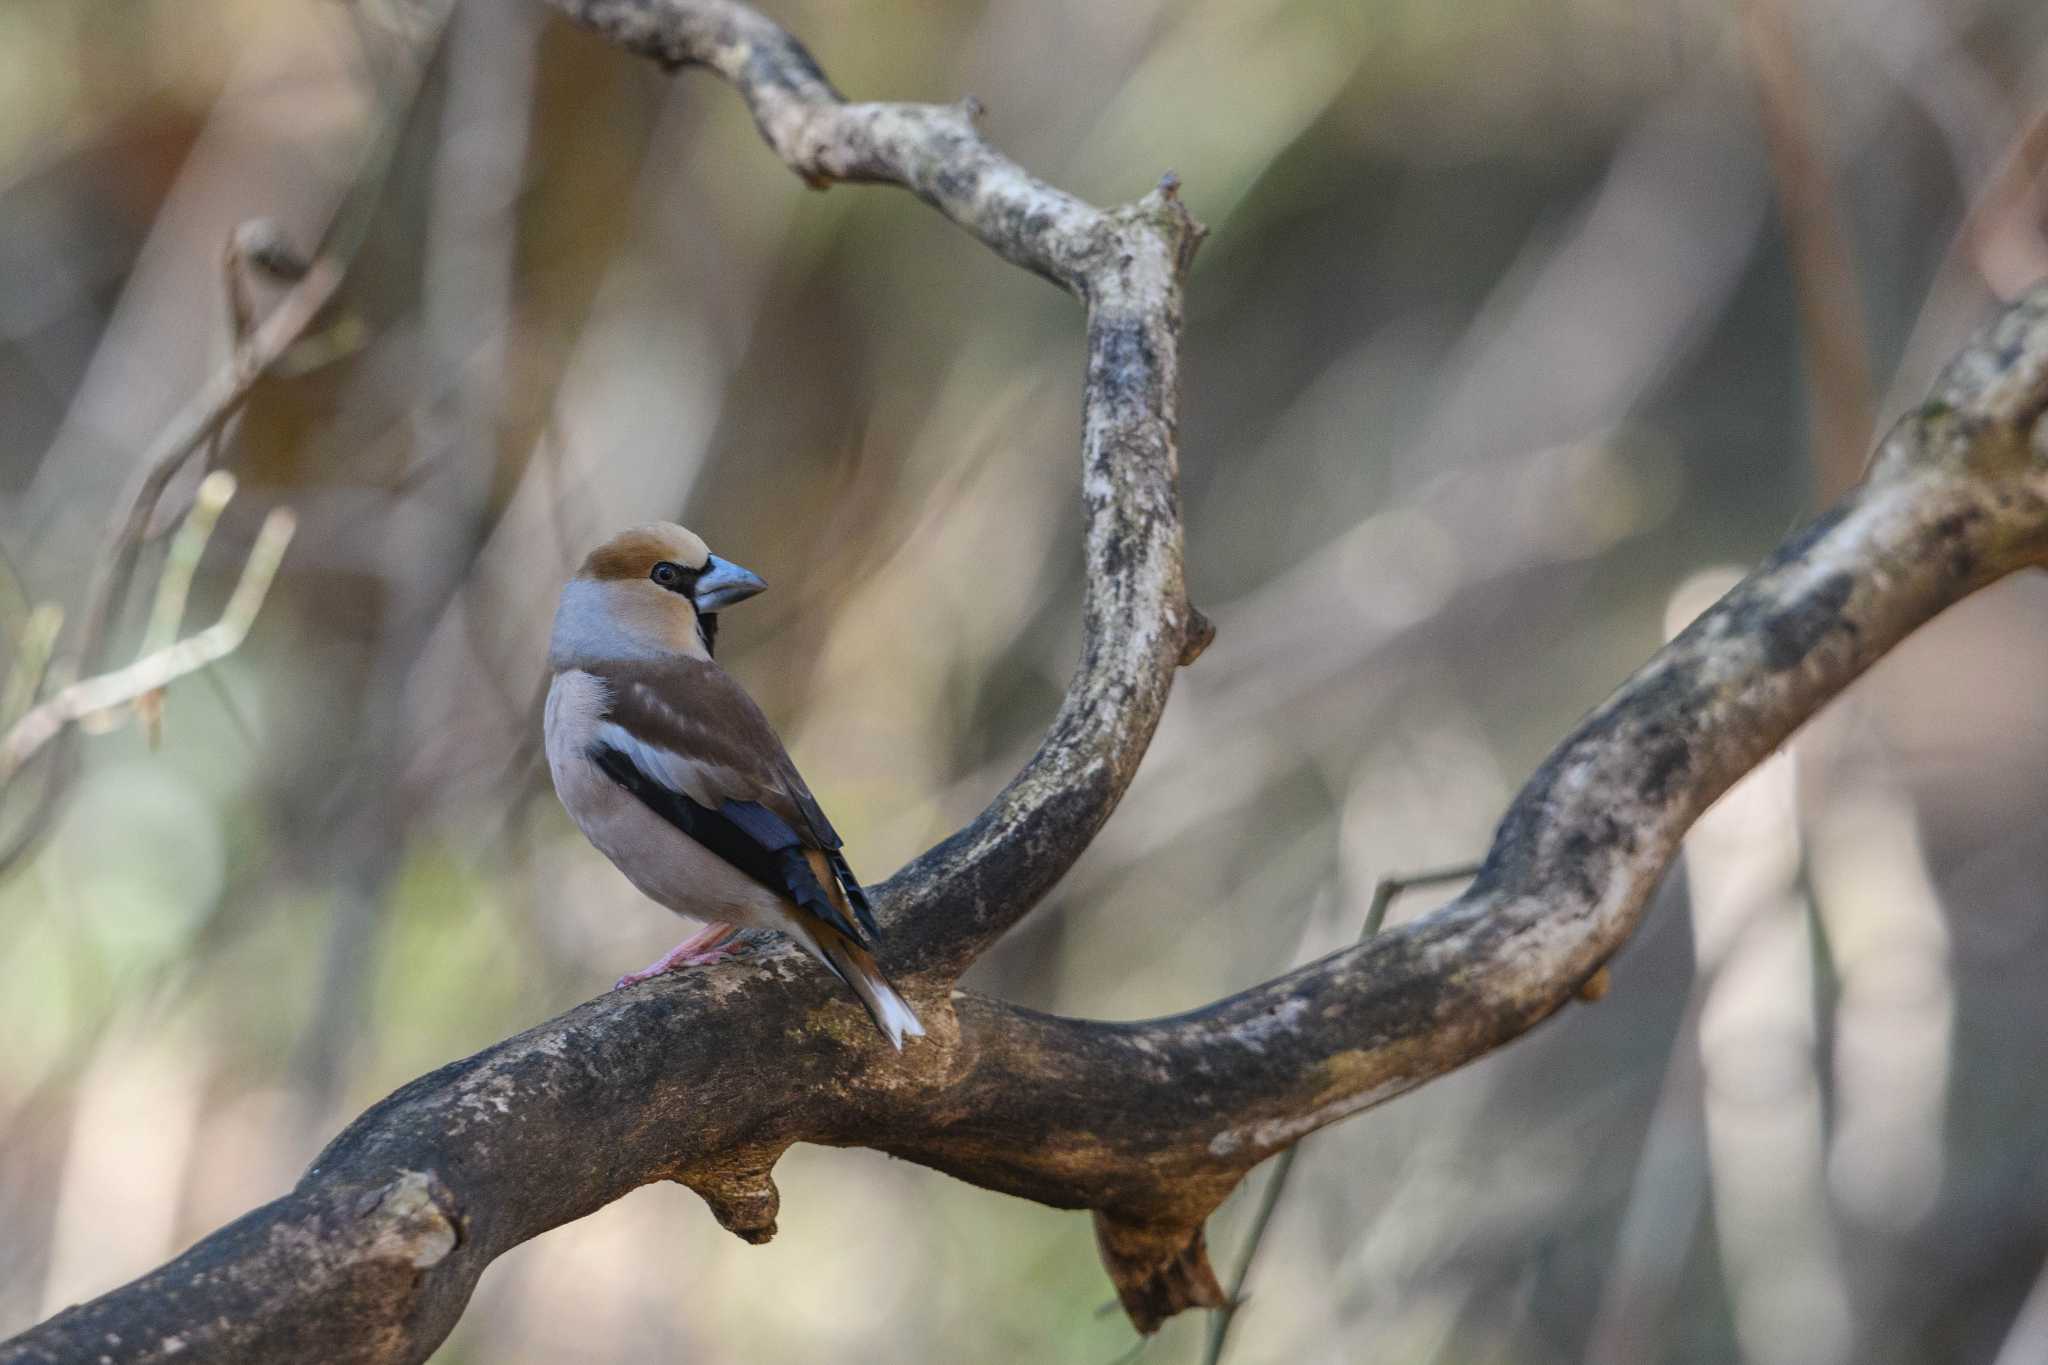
left=543, top=523, right=924, bottom=1049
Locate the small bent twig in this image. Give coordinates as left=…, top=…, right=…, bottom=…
left=0, top=485, right=295, bottom=786
left=0, top=3, right=454, bottom=874
left=1202, top=860, right=1485, bottom=1365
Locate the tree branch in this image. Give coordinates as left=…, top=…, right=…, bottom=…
left=0, top=491, right=297, bottom=784
left=548, top=0, right=1211, bottom=983
left=8, top=2, right=2048, bottom=1361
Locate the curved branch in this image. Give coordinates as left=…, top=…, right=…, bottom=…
left=0, top=253, right=341, bottom=872
left=0, top=494, right=297, bottom=784
left=11, top=2, right=2048, bottom=1361
left=551, top=0, right=1211, bottom=983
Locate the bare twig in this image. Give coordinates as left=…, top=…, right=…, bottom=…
left=1203, top=861, right=1483, bottom=1365
left=0, top=504, right=296, bottom=785
left=1739, top=0, right=1876, bottom=499
left=0, top=252, right=339, bottom=872
left=0, top=605, right=63, bottom=730
left=61, top=254, right=339, bottom=688
left=0, top=2, right=452, bottom=874
left=132, top=471, right=240, bottom=746
left=145, top=471, right=238, bottom=650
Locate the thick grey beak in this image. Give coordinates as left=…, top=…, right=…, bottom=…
left=693, top=555, right=767, bottom=611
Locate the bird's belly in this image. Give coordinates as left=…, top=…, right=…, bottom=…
left=545, top=676, right=787, bottom=928
left=571, top=765, right=788, bottom=926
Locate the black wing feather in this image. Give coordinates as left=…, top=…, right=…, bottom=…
left=717, top=798, right=804, bottom=852
left=588, top=744, right=867, bottom=945
left=740, top=774, right=878, bottom=941
left=825, top=848, right=879, bottom=939
left=716, top=798, right=877, bottom=943
left=772, top=781, right=878, bottom=936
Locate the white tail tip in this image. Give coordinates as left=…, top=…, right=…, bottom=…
left=868, top=978, right=926, bottom=1052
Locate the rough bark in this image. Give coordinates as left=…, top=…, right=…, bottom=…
left=10, top=2, right=2048, bottom=1362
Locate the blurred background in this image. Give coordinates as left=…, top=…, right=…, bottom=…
left=4, top=0, right=2048, bottom=1360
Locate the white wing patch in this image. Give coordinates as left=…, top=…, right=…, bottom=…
left=593, top=719, right=753, bottom=810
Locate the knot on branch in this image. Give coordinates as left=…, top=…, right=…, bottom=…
left=1178, top=604, right=1216, bottom=666
left=228, top=219, right=310, bottom=285
left=1092, top=1212, right=1227, bottom=1335
left=1871, top=283, right=2048, bottom=485
left=355, top=1170, right=460, bottom=1269
left=675, top=1151, right=784, bottom=1245
left=1117, top=175, right=1208, bottom=281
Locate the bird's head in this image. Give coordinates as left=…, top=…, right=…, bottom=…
left=549, top=522, right=767, bottom=665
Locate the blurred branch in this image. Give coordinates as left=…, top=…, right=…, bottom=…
left=142, top=471, right=239, bottom=657
left=0, top=251, right=338, bottom=871
left=1993, top=1247, right=2048, bottom=1365
left=11, top=4, right=2048, bottom=1362
left=0, top=498, right=296, bottom=786
left=287, top=0, right=541, bottom=1149
left=1203, top=860, right=1483, bottom=1365
left=0, top=541, right=31, bottom=643
left=1887, top=99, right=2048, bottom=417
left=65, top=247, right=336, bottom=689
left=0, top=0, right=452, bottom=872
left=132, top=469, right=239, bottom=747
left=1958, top=104, right=2048, bottom=297
left=1740, top=0, right=1876, bottom=499
left=0, top=606, right=63, bottom=731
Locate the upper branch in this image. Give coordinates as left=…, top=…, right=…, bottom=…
left=550, top=0, right=1210, bottom=981
left=553, top=0, right=1111, bottom=289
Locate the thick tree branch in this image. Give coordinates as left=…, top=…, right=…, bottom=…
left=10, top=2, right=2048, bottom=1361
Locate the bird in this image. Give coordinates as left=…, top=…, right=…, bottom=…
left=542, top=522, right=924, bottom=1049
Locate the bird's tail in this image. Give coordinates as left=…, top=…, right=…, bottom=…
left=812, top=926, right=925, bottom=1051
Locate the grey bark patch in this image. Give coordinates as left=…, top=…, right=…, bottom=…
left=1773, top=498, right=1853, bottom=563
left=1087, top=316, right=1162, bottom=410
left=1759, top=571, right=1854, bottom=669
left=1635, top=729, right=1692, bottom=804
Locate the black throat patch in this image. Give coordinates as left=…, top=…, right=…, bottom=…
left=697, top=611, right=719, bottom=656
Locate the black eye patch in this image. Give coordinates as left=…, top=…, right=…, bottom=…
left=650, top=560, right=702, bottom=594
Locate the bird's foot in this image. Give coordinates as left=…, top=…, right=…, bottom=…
left=613, top=923, right=742, bottom=990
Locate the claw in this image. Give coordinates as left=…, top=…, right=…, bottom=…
left=612, top=923, right=741, bottom=990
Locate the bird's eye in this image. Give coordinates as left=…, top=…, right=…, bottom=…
left=651, top=561, right=682, bottom=589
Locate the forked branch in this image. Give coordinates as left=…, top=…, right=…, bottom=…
left=7, top=3, right=2048, bottom=1362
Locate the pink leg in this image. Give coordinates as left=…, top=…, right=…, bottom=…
left=613, top=922, right=742, bottom=990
